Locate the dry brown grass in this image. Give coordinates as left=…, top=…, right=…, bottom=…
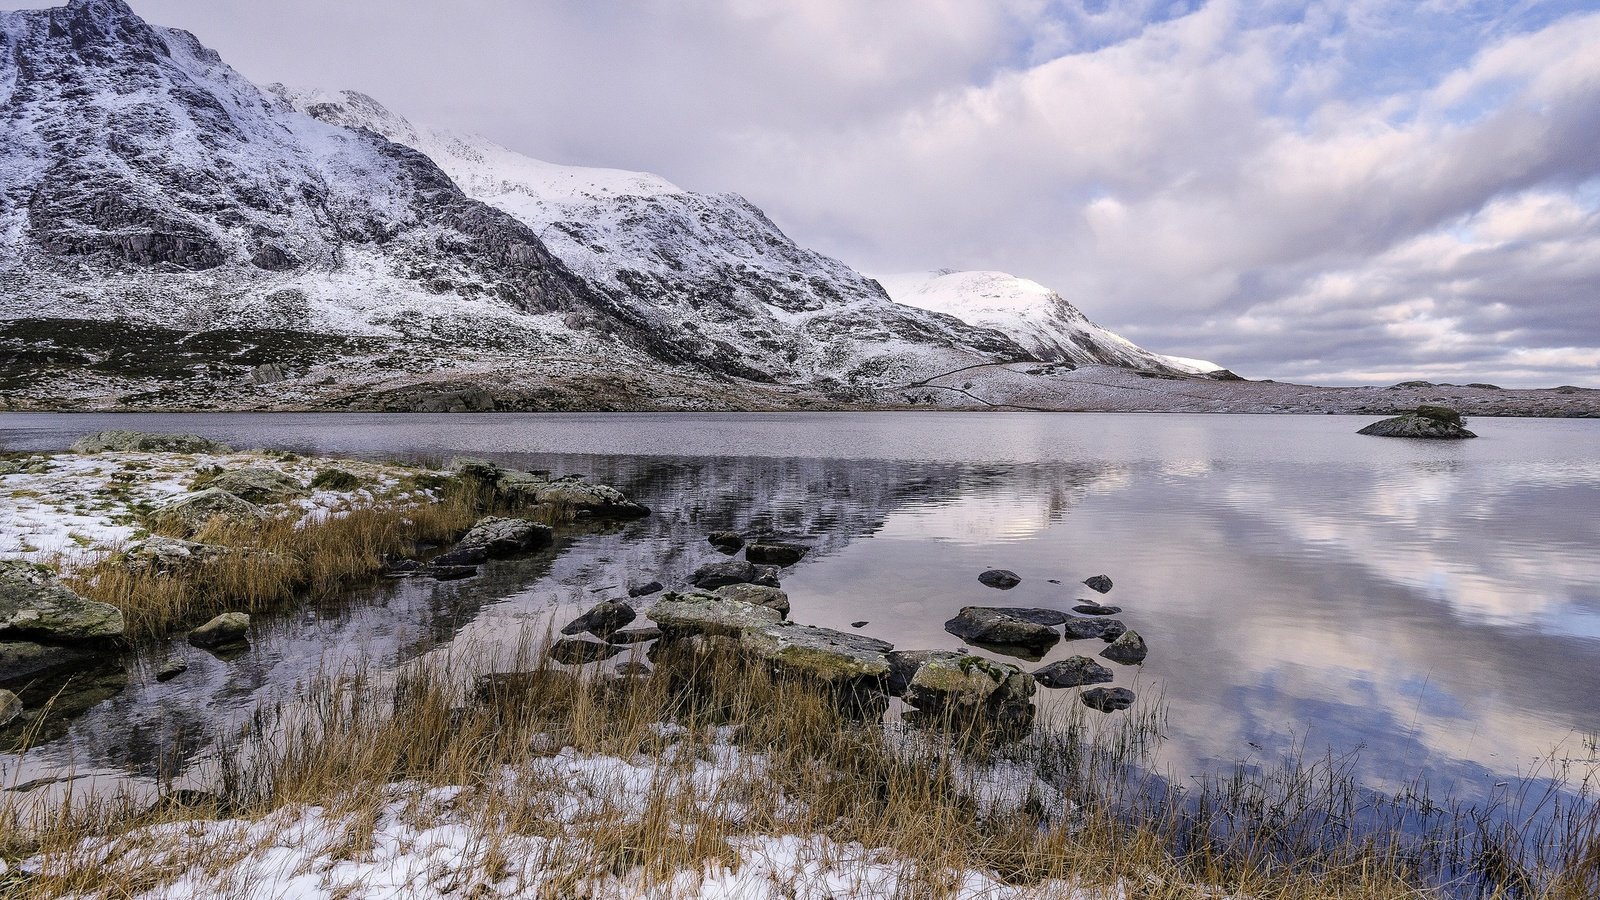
left=6, top=633, right=1593, bottom=899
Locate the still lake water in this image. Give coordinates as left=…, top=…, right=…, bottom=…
left=2, top=411, right=1598, bottom=805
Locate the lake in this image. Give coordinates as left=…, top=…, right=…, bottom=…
left=2, top=411, right=1598, bottom=808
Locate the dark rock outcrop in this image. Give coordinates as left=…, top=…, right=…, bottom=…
left=0, top=562, right=125, bottom=642
left=560, top=599, right=636, bottom=639
left=1061, top=618, right=1127, bottom=642
left=1100, top=630, right=1148, bottom=665
left=745, top=542, right=809, bottom=567
left=690, top=560, right=780, bottom=590
left=1083, top=575, right=1113, bottom=593
left=707, top=531, right=744, bottom=554
left=944, top=607, right=1060, bottom=657
left=1033, top=656, right=1114, bottom=689
left=1081, top=686, right=1136, bottom=712
left=1358, top=406, right=1478, bottom=439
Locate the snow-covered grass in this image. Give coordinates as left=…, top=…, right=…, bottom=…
left=0, top=447, right=478, bottom=639
left=4, top=639, right=1545, bottom=900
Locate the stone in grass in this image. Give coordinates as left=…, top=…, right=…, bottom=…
left=0, top=688, right=20, bottom=727
left=740, top=623, right=894, bottom=682
left=707, top=531, right=744, bottom=554
left=1073, top=603, right=1121, bottom=616
left=1061, top=618, right=1127, bottom=642
left=711, top=583, right=791, bottom=618
left=745, top=542, right=809, bottom=567
left=627, top=580, right=665, bottom=598
left=155, top=654, right=189, bottom=682
left=204, top=467, right=304, bottom=504
left=0, top=561, right=126, bottom=642
left=614, top=661, right=652, bottom=678
left=1100, top=630, right=1148, bottom=665
left=1084, top=575, right=1113, bottom=594
left=1081, top=686, right=1136, bottom=712
left=978, top=569, right=1022, bottom=590
left=561, top=599, right=636, bottom=639
left=188, top=612, right=250, bottom=650
left=690, top=560, right=780, bottom=590
left=549, top=638, right=624, bottom=665
left=1032, top=656, right=1113, bottom=689
left=150, top=489, right=268, bottom=537
left=944, top=607, right=1060, bottom=657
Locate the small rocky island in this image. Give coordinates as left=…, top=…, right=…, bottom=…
left=1357, top=405, right=1477, bottom=439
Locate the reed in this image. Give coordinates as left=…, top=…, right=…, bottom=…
left=4, top=633, right=1594, bottom=899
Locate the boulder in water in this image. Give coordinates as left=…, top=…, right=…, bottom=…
left=1358, top=406, right=1477, bottom=439
left=944, top=607, right=1060, bottom=656
left=1084, top=575, right=1113, bottom=594
left=978, top=569, right=1022, bottom=589
left=707, top=531, right=744, bottom=554
left=187, top=612, right=250, bottom=650
left=560, top=599, right=636, bottom=639
left=1033, top=656, right=1114, bottom=688
left=1062, top=617, right=1127, bottom=642
left=746, top=542, right=809, bottom=567
left=1081, top=686, right=1136, bottom=712
left=1100, top=630, right=1148, bottom=665
left=691, top=559, right=780, bottom=590
left=550, top=638, right=623, bottom=665
left=433, top=517, right=552, bottom=565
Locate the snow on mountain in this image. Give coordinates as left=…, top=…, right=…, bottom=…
left=1159, top=355, right=1224, bottom=375
left=0, top=0, right=625, bottom=352
left=269, top=87, right=1028, bottom=387
left=877, top=270, right=1201, bottom=374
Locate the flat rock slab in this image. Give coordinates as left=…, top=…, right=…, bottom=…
left=944, top=607, right=1060, bottom=656
left=711, top=583, right=791, bottom=617
left=0, top=640, right=97, bottom=683
left=978, top=569, right=1022, bottom=589
left=1061, top=617, right=1127, bottom=642
left=648, top=592, right=784, bottom=637
left=605, top=626, right=661, bottom=645
left=1081, top=686, right=1136, bottom=712
left=742, top=623, right=893, bottom=681
left=981, top=607, right=1071, bottom=626
left=627, top=580, right=664, bottom=598
left=0, top=562, right=125, bottom=642
left=1072, top=603, right=1121, bottom=616
left=745, top=542, right=809, bottom=567
left=690, top=560, right=780, bottom=590
left=1033, top=656, right=1113, bottom=688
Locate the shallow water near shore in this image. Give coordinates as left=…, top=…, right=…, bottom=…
left=3, top=411, right=1598, bottom=816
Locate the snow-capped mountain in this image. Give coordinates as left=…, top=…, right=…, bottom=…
left=267, top=87, right=1026, bottom=387
left=877, top=270, right=1215, bottom=375
left=0, top=0, right=1227, bottom=411
left=0, top=0, right=619, bottom=346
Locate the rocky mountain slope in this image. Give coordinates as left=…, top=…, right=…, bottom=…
left=266, top=87, right=1030, bottom=388
left=878, top=270, right=1219, bottom=376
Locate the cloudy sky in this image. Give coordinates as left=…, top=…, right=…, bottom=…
left=22, top=0, right=1600, bottom=385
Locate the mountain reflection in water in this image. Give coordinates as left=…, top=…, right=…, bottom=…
left=1, top=411, right=1596, bottom=811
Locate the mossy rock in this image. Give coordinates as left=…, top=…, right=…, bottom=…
left=71, top=430, right=232, bottom=454
left=205, top=466, right=305, bottom=503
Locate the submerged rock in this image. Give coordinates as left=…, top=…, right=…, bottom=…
left=1033, top=657, right=1113, bottom=689
left=978, top=569, right=1022, bottom=589
left=943, top=607, right=1060, bottom=656
left=1358, top=406, right=1477, bottom=439
left=1100, top=630, right=1148, bottom=665
left=690, top=559, right=780, bottom=590
left=746, top=542, right=809, bottom=567
left=712, top=583, right=791, bottom=618
left=187, top=612, right=250, bottom=650
left=150, top=489, right=269, bottom=536
left=627, top=580, right=665, bottom=598
left=155, top=654, right=188, bottom=682
left=0, top=640, right=96, bottom=682
left=560, top=599, right=636, bottom=639
left=550, top=638, right=624, bottom=665
left=1061, top=618, right=1127, bottom=642
left=426, top=564, right=479, bottom=581
left=707, top=531, right=744, bottom=554
left=0, top=562, right=125, bottom=642
left=1081, top=686, right=1136, bottom=712
left=204, top=467, right=305, bottom=504
left=1083, top=575, right=1113, bottom=594
left=71, top=431, right=231, bottom=454
left=1072, top=603, right=1121, bottom=616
